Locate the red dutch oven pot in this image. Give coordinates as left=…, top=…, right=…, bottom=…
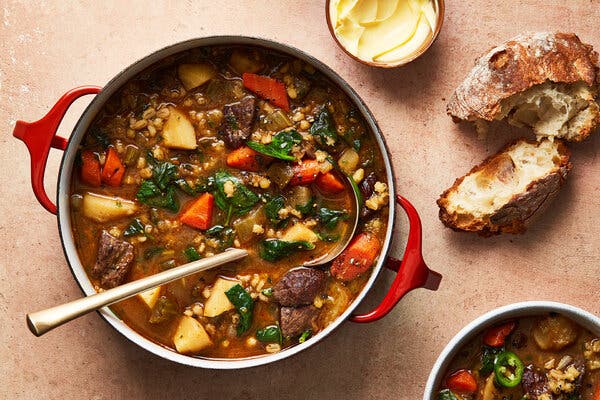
left=13, top=36, right=441, bottom=368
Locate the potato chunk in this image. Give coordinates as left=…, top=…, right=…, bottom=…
left=229, top=50, right=264, bottom=74
left=138, top=286, right=161, bottom=309
left=532, top=315, right=579, bottom=351
left=162, top=107, right=197, bottom=150
left=177, top=63, right=216, bottom=91
left=480, top=373, right=499, bottom=400
left=173, top=316, right=213, bottom=354
left=338, top=148, right=359, bottom=175
left=82, top=192, right=137, bottom=222
left=203, top=277, right=241, bottom=318
left=282, top=223, right=318, bottom=244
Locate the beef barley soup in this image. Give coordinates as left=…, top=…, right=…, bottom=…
left=436, top=314, right=600, bottom=400
left=69, top=45, right=390, bottom=358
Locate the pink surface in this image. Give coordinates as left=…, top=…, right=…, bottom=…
left=1, top=1, right=599, bottom=399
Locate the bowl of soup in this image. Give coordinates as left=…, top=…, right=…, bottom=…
left=424, top=301, right=600, bottom=400
left=14, top=36, right=441, bottom=368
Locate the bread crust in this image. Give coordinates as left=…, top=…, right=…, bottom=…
left=437, top=139, right=572, bottom=236
left=447, top=32, right=599, bottom=123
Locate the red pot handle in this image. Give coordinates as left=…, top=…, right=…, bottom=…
left=13, top=86, right=102, bottom=214
left=350, top=195, right=442, bottom=323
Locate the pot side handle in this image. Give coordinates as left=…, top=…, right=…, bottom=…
left=350, top=195, right=442, bottom=323
left=13, top=86, right=102, bottom=214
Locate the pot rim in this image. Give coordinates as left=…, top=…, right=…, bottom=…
left=55, top=35, right=397, bottom=369
left=422, top=300, right=600, bottom=399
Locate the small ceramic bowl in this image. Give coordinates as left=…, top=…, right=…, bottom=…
left=422, top=301, right=600, bottom=399
left=325, top=0, right=445, bottom=68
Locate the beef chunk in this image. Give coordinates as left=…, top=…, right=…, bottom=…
left=511, top=332, right=528, bottom=349
left=359, top=172, right=377, bottom=200
left=522, top=365, right=549, bottom=398
left=359, top=172, right=378, bottom=218
left=92, top=231, right=134, bottom=288
left=272, top=268, right=326, bottom=307
left=221, top=96, right=256, bottom=149
left=280, top=305, right=317, bottom=338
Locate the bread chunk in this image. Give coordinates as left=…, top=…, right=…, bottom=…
left=437, top=138, right=571, bottom=236
left=447, top=32, right=600, bottom=141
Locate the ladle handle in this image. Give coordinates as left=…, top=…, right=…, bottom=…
left=350, top=195, right=442, bottom=323
left=26, top=249, right=248, bottom=336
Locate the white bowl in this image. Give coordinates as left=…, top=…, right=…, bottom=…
left=423, top=301, right=600, bottom=399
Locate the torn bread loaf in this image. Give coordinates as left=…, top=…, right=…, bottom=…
left=437, top=138, right=571, bottom=236
left=447, top=32, right=600, bottom=141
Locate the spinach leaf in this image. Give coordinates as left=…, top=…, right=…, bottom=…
left=256, top=325, right=282, bottom=343
left=480, top=345, right=504, bottom=376
left=298, top=329, right=312, bottom=343
left=310, top=109, right=337, bottom=148
left=183, top=246, right=201, bottom=262
left=316, top=232, right=340, bottom=243
left=338, top=124, right=363, bottom=151
left=265, top=195, right=287, bottom=226
left=137, top=180, right=161, bottom=199
left=437, top=389, right=458, bottom=400
left=213, top=171, right=259, bottom=221
left=225, top=284, right=254, bottom=336
left=259, top=239, right=315, bottom=262
left=177, top=176, right=215, bottom=196
left=205, top=225, right=235, bottom=250
left=149, top=296, right=178, bottom=324
left=295, top=196, right=315, bottom=216
left=246, top=129, right=302, bottom=161
left=175, top=179, right=198, bottom=196
left=175, top=176, right=215, bottom=197
left=152, top=160, right=178, bottom=191
left=136, top=152, right=181, bottom=212
left=143, top=246, right=164, bottom=260
left=317, top=207, right=348, bottom=230
left=137, top=181, right=179, bottom=213
left=123, top=218, right=145, bottom=237
left=88, top=126, right=110, bottom=149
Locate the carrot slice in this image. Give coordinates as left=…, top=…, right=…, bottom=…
left=483, top=321, right=516, bottom=347
left=316, top=172, right=345, bottom=194
left=80, top=150, right=101, bottom=187
left=289, top=160, right=321, bottom=186
left=331, top=233, right=381, bottom=281
left=101, top=147, right=126, bottom=187
left=593, top=382, right=600, bottom=400
left=447, top=369, right=477, bottom=394
left=180, top=193, right=214, bottom=230
left=226, top=146, right=263, bottom=172
left=242, top=73, right=290, bottom=111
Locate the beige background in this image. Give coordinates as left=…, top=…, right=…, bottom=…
left=1, top=1, right=599, bottom=399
